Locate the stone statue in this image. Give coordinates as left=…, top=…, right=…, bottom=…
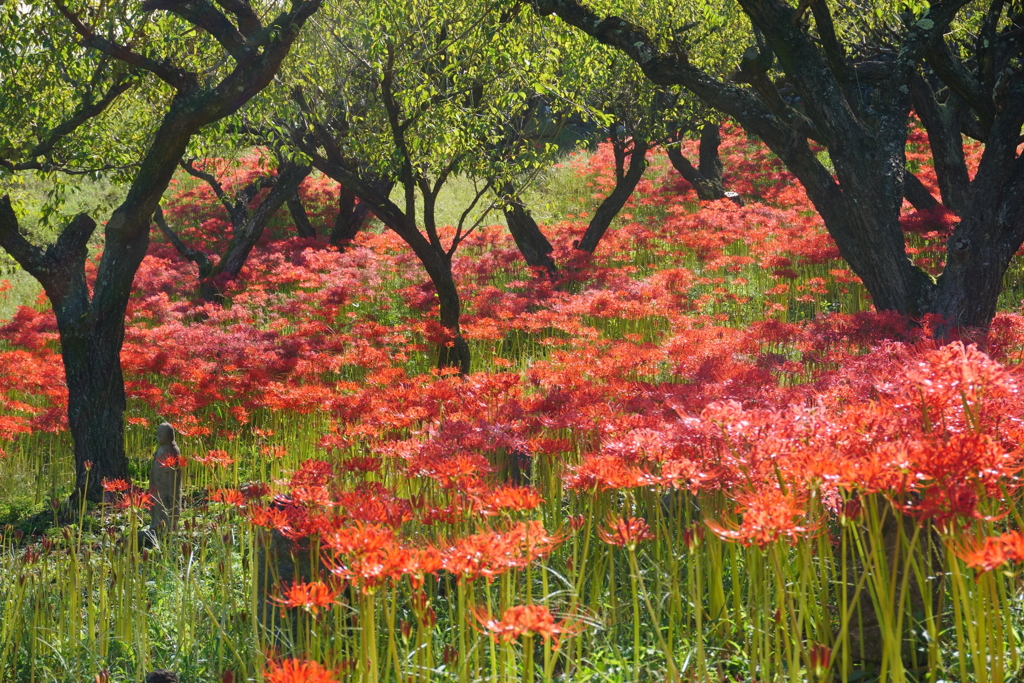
left=148, top=423, right=182, bottom=533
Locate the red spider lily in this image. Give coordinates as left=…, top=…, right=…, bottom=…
left=290, top=485, right=335, bottom=508
left=246, top=504, right=290, bottom=529
left=958, top=531, right=1024, bottom=572
left=290, top=459, right=333, bottom=487
left=193, top=450, right=235, bottom=468
left=101, top=478, right=130, bottom=493
left=241, top=481, right=272, bottom=499
left=158, top=455, right=188, bottom=468
left=210, top=488, right=246, bottom=507
left=598, top=517, right=654, bottom=549
left=473, top=485, right=544, bottom=516
left=321, top=522, right=396, bottom=556
left=263, top=658, right=338, bottom=683
left=473, top=604, right=580, bottom=644
left=707, top=489, right=814, bottom=548
left=270, top=580, right=341, bottom=615
left=442, top=521, right=564, bottom=581
left=116, top=489, right=155, bottom=511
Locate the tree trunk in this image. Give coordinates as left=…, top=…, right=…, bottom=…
left=667, top=145, right=727, bottom=201
left=425, top=254, right=471, bottom=374
left=903, top=171, right=940, bottom=212
left=198, top=164, right=309, bottom=302
left=329, top=186, right=376, bottom=247
left=909, top=74, right=971, bottom=215
left=576, top=137, right=649, bottom=253
left=666, top=124, right=729, bottom=201
left=930, top=123, right=1024, bottom=330
left=698, top=123, right=725, bottom=189
left=287, top=191, right=317, bottom=238
left=502, top=197, right=556, bottom=274
left=58, top=316, right=131, bottom=502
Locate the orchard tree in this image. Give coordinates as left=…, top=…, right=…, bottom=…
left=0, top=0, right=321, bottom=502
left=503, top=5, right=746, bottom=256
left=285, top=0, right=563, bottom=372
left=530, top=0, right=1024, bottom=331
left=154, top=151, right=312, bottom=303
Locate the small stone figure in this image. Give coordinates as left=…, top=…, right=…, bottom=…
left=148, top=423, right=182, bottom=533
left=145, top=670, right=180, bottom=683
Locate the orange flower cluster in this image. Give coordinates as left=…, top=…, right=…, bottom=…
left=960, top=532, right=1024, bottom=572
left=474, top=604, right=579, bottom=643
left=263, top=658, right=337, bottom=683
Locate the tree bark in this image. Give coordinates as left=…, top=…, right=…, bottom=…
left=501, top=193, right=556, bottom=274
left=288, top=191, right=317, bottom=238
left=159, top=164, right=310, bottom=303
left=210, top=164, right=309, bottom=284
left=931, top=115, right=1024, bottom=330
left=430, top=256, right=471, bottom=374
left=666, top=144, right=726, bottom=201
left=576, top=136, right=649, bottom=253
left=903, top=171, right=940, bottom=212
left=698, top=123, right=725, bottom=189
left=909, top=73, right=972, bottom=214
left=329, top=185, right=380, bottom=247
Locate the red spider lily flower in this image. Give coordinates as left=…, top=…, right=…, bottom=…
left=101, top=478, right=130, bottom=493
left=263, top=658, right=338, bottom=683
left=117, top=489, right=155, bottom=510
left=959, top=531, right=1024, bottom=572
left=193, top=449, right=235, bottom=468
left=270, top=581, right=341, bottom=615
left=241, top=481, right=272, bottom=500
left=598, top=517, right=654, bottom=549
left=246, top=504, right=290, bottom=529
left=442, top=521, right=564, bottom=581
left=706, top=489, right=814, bottom=548
left=210, top=488, right=247, bottom=507
left=83, top=460, right=93, bottom=471
left=473, top=486, right=544, bottom=516
left=290, top=485, right=335, bottom=508
left=809, top=643, right=832, bottom=677
left=290, top=459, right=333, bottom=487
left=321, top=522, right=395, bottom=556
left=338, top=455, right=382, bottom=474
left=473, top=604, right=580, bottom=644
left=158, top=455, right=188, bottom=468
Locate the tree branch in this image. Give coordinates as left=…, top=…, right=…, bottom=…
left=141, top=0, right=253, bottom=62
left=0, top=196, right=47, bottom=275
left=10, top=78, right=136, bottom=170
left=212, top=0, right=262, bottom=37
left=153, top=205, right=212, bottom=272
left=53, top=0, right=198, bottom=91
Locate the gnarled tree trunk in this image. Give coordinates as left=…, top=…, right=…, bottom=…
left=576, top=135, right=649, bottom=253
left=667, top=124, right=729, bottom=201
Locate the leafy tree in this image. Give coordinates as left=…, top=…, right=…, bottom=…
left=155, top=152, right=312, bottom=303
left=284, top=0, right=562, bottom=372
left=503, top=4, right=746, bottom=256
left=532, top=0, right=1024, bottom=331
left=0, top=0, right=321, bottom=501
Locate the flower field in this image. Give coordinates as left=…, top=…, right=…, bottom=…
left=1, top=127, right=1024, bottom=683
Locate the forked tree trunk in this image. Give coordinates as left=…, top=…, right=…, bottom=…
left=576, top=136, right=649, bottom=253
left=667, top=124, right=728, bottom=201
left=537, top=0, right=1024, bottom=334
